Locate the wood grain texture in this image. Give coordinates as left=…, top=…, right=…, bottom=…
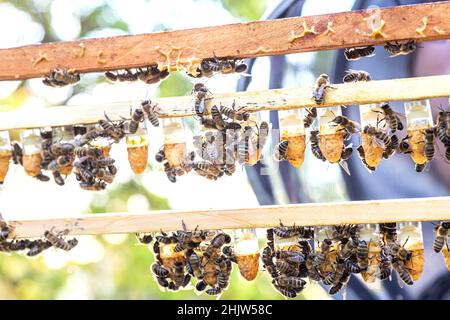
left=8, top=196, right=450, bottom=238
left=0, top=2, right=449, bottom=80
left=0, top=74, right=449, bottom=130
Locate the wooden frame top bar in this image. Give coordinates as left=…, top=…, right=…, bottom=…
left=0, top=74, right=449, bottom=131
left=8, top=196, right=450, bottom=238
left=0, top=2, right=449, bottom=80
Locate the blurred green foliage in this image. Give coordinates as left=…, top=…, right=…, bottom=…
left=220, top=0, right=267, bottom=21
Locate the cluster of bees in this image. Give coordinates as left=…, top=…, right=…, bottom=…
left=0, top=214, right=78, bottom=257
left=130, top=220, right=449, bottom=299
left=41, top=56, right=247, bottom=89
left=262, top=221, right=449, bottom=298
left=262, top=224, right=314, bottom=298
left=137, top=223, right=234, bottom=296
left=188, top=83, right=269, bottom=181
left=344, top=39, right=417, bottom=61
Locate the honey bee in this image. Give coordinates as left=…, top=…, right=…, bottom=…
left=392, top=257, right=413, bottom=285
left=378, top=103, right=404, bottom=133
left=49, top=143, right=75, bottom=156
left=211, top=105, right=226, bottom=131
left=380, top=223, right=398, bottom=244
left=356, top=145, right=375, bottom=172
left=137, top=66, right=169, bottom=84
left=44, top=229, right=78, bottom=251
left=105, top=69, right=138, bottom=82
left=48, top=156, right=72, bottom=171
left=141, top=100, right=160, bottom=127
left=273, top=284, right=297, bottom=298
left=237, top=134, right=250, bottom=165
left=128, top=108, right=145, bottom=134
left=215, top=256, right=231, bottom=288
left=277, top=251, right=305, bottom=265
left=424, top=127, right=436, bottom=161
left=383, top=134, right=398, bottom=159
left=26, top=239, right=52, bottom=257
left=11, top=142, right=23, bottom=165
left=193, top=161, right=221, bottom=178
left=99, top=115, right=126, bottom=143
left=220, top=102, right=250, bottom=122
left=273, top=140, right=289, bottom=161
left=136, top=233, right=153, bottom=244
left=75, top=128, right=102, bottom=147
left=363, top=125, right=391, bottom=148
left=93, top=157, right=115, bottom=168
left=330, top=115, right=360, bottom=135
left=274, top=275, right=306, bottom=290
left=43, top=68, right=80, bottom=87
left=323, top=257, right=346, bottom=286
left=193, top=83, right=208, bottom=119
left=356, top=240, right=369, bottom=271
left=74, top=146, right=102, bottom=159
left=312, top=74, right=334, bottom=105
left=384, top=40, right=417, bottom=57
left=436, top=109, right=450, bottom=145
left=377, top=252, right=392, bottom=280
left=172, top=261, right=190, bottom=289
left=314, top=238, right=332, bottom=268
left=275, top=261, right=298, bottom=276
left=93, top=168, right=114, bottom=184
left=187, top=251, right=204, bottom=279
left=152, top=263, right=170, bottom=278
left=262, top=245, right=274, bottom=266
left=164, top=163, right=177, bottom=183
left=345, top=259, right=361, bottom=274
left=433, top=222, right=449, bottom=253
left=196, top=57, right=247, bottom=77
left=344, top=46, right=375, bottom=61
left=303, top=107, right=317, bottom=128
left=339, top=238, right=357, bottom=260
left=310, top=130, right=326, bottom=161
left=305, top=253, right=323, bottom=281
left=204, top=233, right=231, bottom=259
left=79, top=180, right=107, bottom=191
left=342, top=69, right=371, bottom=82
left=0, top=239, right=30, bottom=252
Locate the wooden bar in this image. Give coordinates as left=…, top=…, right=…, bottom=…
left=8, top=196, right=450, bottom=238
left=0, top=74, right=449, bottom=131
left=0, top=2, right=449, bottom=80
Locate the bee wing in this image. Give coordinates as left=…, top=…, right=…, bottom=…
left=372, top=137, right=386, bottom=149
left=339, top=160, right=351, bottom=176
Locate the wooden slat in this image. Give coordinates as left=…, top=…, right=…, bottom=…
left=0, top=74, right=449, bottom=130
left=0, top=2, right=449, bottom=80
left=8, top=196, right=450, bottom=238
